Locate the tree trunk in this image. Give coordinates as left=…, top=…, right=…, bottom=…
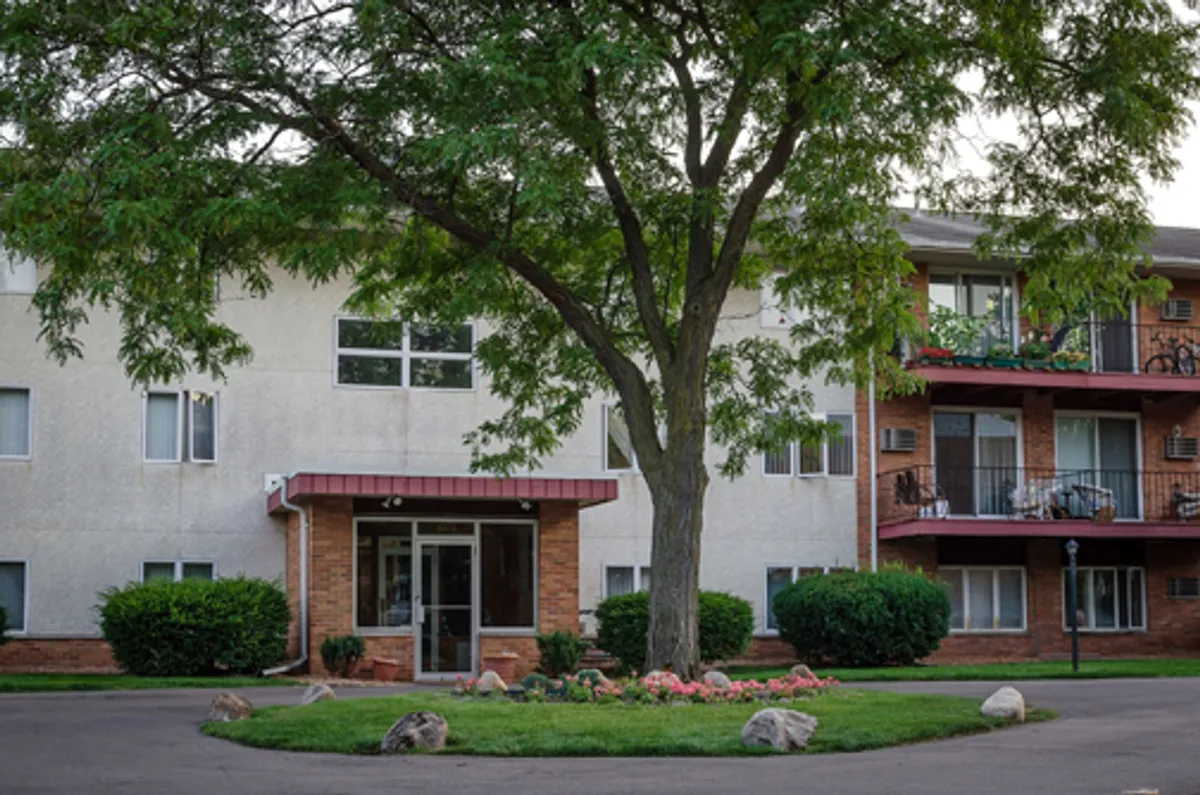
left=644, top=429, right=708, bottom=680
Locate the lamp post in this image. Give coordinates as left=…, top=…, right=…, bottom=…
left=1066, top=538, right=1080, bottom=673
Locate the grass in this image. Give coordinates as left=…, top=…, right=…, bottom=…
left=203, top=689, right=1047, bottom=757
left=728, top=658, right=1200, bottom=683
left=0, top=674, right=299, bottom=693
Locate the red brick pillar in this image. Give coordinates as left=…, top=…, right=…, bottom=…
left=1026, top=538, right=1062, bottom=658
left=537, top=502, right=580, bottom=634
left=306, top=497, right=355, bottom=665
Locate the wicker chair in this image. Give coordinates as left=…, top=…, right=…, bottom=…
left=1010, top=478, right=1062, bottom=520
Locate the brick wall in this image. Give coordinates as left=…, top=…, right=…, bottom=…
left=307, top=496, right=356, bottom=665
left=0, top=638, right=117, bottom=673
left=537, top=502, right=581, bottom=634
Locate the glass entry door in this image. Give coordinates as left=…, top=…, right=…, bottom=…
left=415, top=538, right=476, bottom=679
left=933, top=411, right=1019, bottom=516
left=1055, top=416, right=1140, bottom=519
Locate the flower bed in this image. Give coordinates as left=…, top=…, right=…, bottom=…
left=455, top=670, right=840, bottom=705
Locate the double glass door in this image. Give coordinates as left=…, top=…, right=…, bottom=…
left=415, top=538, right=476, bottom=679
left=1055, top=416, right=1140, bottom=519
left=933, top=411, right=1019, bottom=516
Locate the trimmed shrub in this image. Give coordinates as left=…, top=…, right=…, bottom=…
left=98, top=576, right=290, bottom=676
left=773, top=567, right=950, bottom=667
left=521, top=672, right=553, bottom=690
left=320, top=635, right=366, bottom=677
left=595, top=590, right=754, bottom=673
left=535, top=629, right=588, bottom=677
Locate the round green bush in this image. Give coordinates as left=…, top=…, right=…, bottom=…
left=595, top=590, right=753, bottom=673
left=773, top=567, right=950, bottom=667
left=98, top=576, right=290, bottom=676
left=320, top=634, right=365, bottom=677
left=520, top=672, right=553, bottom=690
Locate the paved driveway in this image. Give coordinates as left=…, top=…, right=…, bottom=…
left=0, top=679, right=1197, bottom=795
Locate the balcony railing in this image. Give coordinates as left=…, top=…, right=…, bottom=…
left=911, top=319, right=1200, bottom=377
left=880, top=465, right=1200, bottom=525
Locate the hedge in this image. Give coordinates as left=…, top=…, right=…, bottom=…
left=773, top=567, right=950, bottom=667
left=98, top=576, right=290, bottom=676
left=595, top=590, right=753, bottom=673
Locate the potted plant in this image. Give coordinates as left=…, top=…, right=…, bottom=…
left=916, top=346, right=956, bottom=365
left=320, top=634, right=365, bottom=678
left=986, top=342, right=1021, bottom=367
left=1050, top=349, right=1091, bottom=371
left=928, top=305, right=989, bottom=365
left=1019, top=332, right=1052, bottom=368
left=372, top=656, right=401, bottom=682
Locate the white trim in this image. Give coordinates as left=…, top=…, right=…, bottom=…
left=0, top=557, right=29, bottom=635
left=333, top=315, right=477, bottom=392
left=601, top=564, right=651, bottom=599
left=1060, top=565, right=1147, bottom=632
left=1052, top=410, right=1144, bottom=521
left=187, top=390, right=219, bottom=463
left=0, top=384, right=33, bottom=461
left=414, top=534, right=478, bottom=681
left=826, top=411, right=856, bottom=478
left=142, top=390, right=184, bottom=463
left=139, top=559, right=218, bottom=582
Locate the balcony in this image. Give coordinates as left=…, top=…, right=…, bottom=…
left=909, top=319, right=1200, bottom=395
left=879, top=465, right=1200, bottom=540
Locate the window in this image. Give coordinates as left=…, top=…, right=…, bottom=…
left=604, top=404, right=636, bottom=471
left=764, top=566, right=834, bottom=631
left=1062, top=567, right=1145, bottom=631
left=1168, top=576, right=1200, bottom=600
left=144, top=392, right=182, bottom=462
left=0, top=561, right=27, bottom=633
left=941, top=568, right=1026, bottom=632
left=142, top=561, right=214, bottom=582
left=336, top=318, right=474, bottom=389
left=0, top=387, right=31, bottom=458
left=480, top=523, right=536, bottom=628
left=189, top=392, right=217, bottom=462
left=0, top=249, right=35, bottom=293
left=144, top=391, right=218, bottom=463
left=604, top=565, right=651, bottom=598
left=356, top=522, right=414, bottom=629
left=762, top=412, right=855, bottom=478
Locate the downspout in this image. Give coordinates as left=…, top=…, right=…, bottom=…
left=264, top=475, right=308, bottom=676
left=869, top=352, right=879, bottom=572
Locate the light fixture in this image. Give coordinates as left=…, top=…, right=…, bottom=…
left=519, top=500, right=531, bottom=511
left=380, top=495, right=404, bottom=509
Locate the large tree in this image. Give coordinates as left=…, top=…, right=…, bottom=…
left=0, top=1, right=1195, bottom=676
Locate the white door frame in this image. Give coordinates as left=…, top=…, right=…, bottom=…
left=414, top=535, right=478, bottom=681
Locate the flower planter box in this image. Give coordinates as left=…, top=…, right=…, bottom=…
left=1023, top=359, right=1051, bottom=370
left=917, top=356, right=955, bottom=366
left=1050, top=360, right=1091, bottom=371
left=954, top=356, right=986, bottom=367
left=986, top=357, right=1023, bottom=368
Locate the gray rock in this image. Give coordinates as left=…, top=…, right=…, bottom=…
left=789, top=664, right=816, bottom=679
left=381, top=711, right=448, bottom=753
left=644, top=669, right=682, bottom=686
left=300, top=683, right=336, bottom=706
left=740, top=708, right=818, bottom=751
left=702, top=670, right=732, bottom=689
left=980, top=686, right=1025, bottom=721
left=478, top=670, right=507, bottom=694
left=575, top=668, right=610, bottom=686
left=205, top=692, right=253, bottom=723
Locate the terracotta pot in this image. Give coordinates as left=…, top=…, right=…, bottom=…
left=481, top=652, right=520, bottom=685
left=372, top=656, right=400, bottom=682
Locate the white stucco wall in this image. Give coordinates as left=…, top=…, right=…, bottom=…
left=0, top=267, right=857, bottom=638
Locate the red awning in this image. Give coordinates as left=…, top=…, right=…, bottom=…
left=267, top=472, right=618, bottom=515
left=880, top=518, right=1200, bottom=541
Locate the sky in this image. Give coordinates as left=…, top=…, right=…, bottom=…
left=1148, top=101, right=1200, bottom=227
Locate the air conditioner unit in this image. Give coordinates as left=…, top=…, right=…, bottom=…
left=1161, top=298, right=1194, bottom=321
left=1168, top=577, right=1200, bottom=599
left=1166, top=436, right=1200, bottom=460
left=881, top=428, right=918, bottom=452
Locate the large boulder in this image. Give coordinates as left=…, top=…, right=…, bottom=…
left=575, top=668, right=609, bottom=687
left=740, top=708, right=818, bottom=751
left=477, top=670, right=507, bottom=695
left=701, top=670, right=732, bottom=689
left=789, top=664, right=816, bottom=680
left=205, top=692, right=253, bottom=723
left=381, top=711, right=448, bottom=753
left=980, top=686, right=1025, bottom=722
left=644, top=670, right=683, bottom=687
left=300, top=683, right=336, bottom=706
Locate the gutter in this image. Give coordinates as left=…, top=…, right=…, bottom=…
left=868, top=352, right=879, bottom=572
left=263, top=474, right=309, bottom=676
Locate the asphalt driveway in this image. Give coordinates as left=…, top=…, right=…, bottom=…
left=0, top=678, right=1197, bottom=795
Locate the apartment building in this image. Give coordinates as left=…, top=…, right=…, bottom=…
left=0, top=253, right=856, bottom=679
left=861, top=211, right=1200, bottom=660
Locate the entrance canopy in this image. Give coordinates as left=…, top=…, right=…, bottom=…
left=267, top=472, right=618, bottom=515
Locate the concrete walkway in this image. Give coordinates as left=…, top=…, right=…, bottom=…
left=1, top=678, right=1196, bottom=795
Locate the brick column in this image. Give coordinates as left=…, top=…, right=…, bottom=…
left=306, top=496, right=355, bottom=665
left=537, top=502, right=580, bottom=634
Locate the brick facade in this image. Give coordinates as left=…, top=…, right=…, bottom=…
left=0, top=638, right=117, bottom=673
left=295, top=497, right=583, bottom=681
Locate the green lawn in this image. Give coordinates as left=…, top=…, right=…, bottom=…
left=0, top=674, right=298, bottom=693
left=728, top=658, right=1200, bottom=682
left=203, top=689, right=1046, bottom=756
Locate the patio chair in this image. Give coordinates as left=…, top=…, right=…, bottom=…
left=893, top=469, right=946, bottom=517
left=1010, top=477, right=1062, bottom=520
left=1071, top=483, right=1116, bottom=523
left=1174, top=484, right=1200, bottom=520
